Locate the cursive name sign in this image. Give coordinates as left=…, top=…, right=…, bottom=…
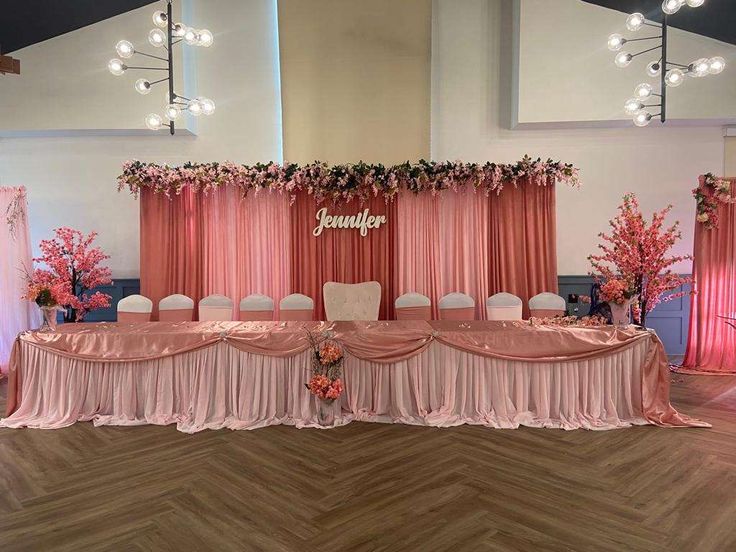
left=312, top=207, right=387, bottom=237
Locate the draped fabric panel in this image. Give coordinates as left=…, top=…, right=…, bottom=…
left=683, top=177, right=736, bottom=373
left=0, top=187, right=39, bottom=374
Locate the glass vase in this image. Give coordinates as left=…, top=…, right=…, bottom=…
left=609, top=299, right=632, bottom=327
left=38, top=306, right=58, bottom=332
left=318, top=399, right=336, bottom=427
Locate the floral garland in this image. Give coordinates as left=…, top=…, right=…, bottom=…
left=117, top=156, right=580, bottom=204
left=693, top=173, right=735, bottom=229
left=4, top=186, right=27, bottom=240
left=527, top=315, right=609, bottom=328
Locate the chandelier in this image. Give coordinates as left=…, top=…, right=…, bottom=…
left=607, top=0, right=726, bottom=126
left=107, top=0, right=215, bottom=134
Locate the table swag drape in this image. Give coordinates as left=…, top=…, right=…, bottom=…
left=2, top=321, right=708, bottom=431
left=133, top=159, right=569, bottom=320
left=682, top=176, right=736, bottom=373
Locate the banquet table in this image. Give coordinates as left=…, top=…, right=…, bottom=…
left=1, top=320, right=708, bottom=433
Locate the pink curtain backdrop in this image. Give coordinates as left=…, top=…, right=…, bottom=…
left=2, top=321, right=707, bottom=431
left=397, top=181, right=557, bottom=319
left=140, top=187, right=291, bottom=320
left=289, top=195, right=398, bottom=320
left=682, top=177, right=736, bottom=373
left=0, top=187, right=38, bottom=375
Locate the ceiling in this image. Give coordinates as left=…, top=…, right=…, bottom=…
left=583, top=0, right=736, bottom=45
left=0, top=0, right=159, bottom=54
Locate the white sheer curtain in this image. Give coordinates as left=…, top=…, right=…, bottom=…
left=1, top=187, right=38, bottom=374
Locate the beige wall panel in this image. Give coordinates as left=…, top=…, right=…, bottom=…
left=726, top=137, right=736, bottom=176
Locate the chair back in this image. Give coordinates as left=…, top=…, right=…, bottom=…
left=199, top=294, right=234, bottom=321
left=323, top=281, right=381, bottom=321
left=438, top=292, right=475, bottom=320
left=486, top=292, right=523, bottom=321
left=239, top=294, right=275, bottom=321
left=394, top=292, right=431, bottom=320
left=117, top=294, right=153, bottom=323
left=279, top=293, right=314, bottom=321
left=158, top=294, right=194, bottom=322
left=528, top=292, right=566, bottom=318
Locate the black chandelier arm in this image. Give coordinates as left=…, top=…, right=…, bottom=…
left=133, top=50, right=169, bottom=62
left=643, top=21, right=662, bottom=28
left=124, top=66, right=169, bottom=71
left=644, top=103, right=662, bottom=108
left=631, top=44, right=662, bottom=58
left=625, top=35, right=662, bottom=43
left=149, top=77, right=169, bottom=86
left=172, top=39, right=183, bottom=46
left=666, top=61, right=690, bottom=68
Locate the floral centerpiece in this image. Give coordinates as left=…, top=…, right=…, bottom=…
left=23, top=280, right=67, bottom=332
left=29, top=227, right=113, bottom=323
left=598, top=278, right=638, bottom=326
left=693, top=173, right=735, bottom=229
left=589, top=194, right=692, bottom=327
left=305, top=331, right=344, bottom=426
left=528, top=314, right=608, bottom=327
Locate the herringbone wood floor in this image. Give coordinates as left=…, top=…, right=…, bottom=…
left=1, top=375, right=735, bottom=552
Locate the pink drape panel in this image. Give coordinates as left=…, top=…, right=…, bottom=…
left=683, top=177, right=736, bottom=373
left=397, top=182, right=557, bottom=319
left=0, top=187, right=38, bottom=374
left=140, top=188, right=291, bottom=320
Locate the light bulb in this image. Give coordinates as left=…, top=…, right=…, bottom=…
left=615, top=52, right=633, bottom=68
left=646, top=61, right=661, bottom=77
left=662, top=0, right=683, bottom=14
left=665, top=68, right=684, bottom=86
left=624, top=98, right=644, bottom=114
left=607, top=34, right=625, bottom=51
left=152, top=10, right=168, bottom=28
left=634, top=83, right=653, bottom=99
left=148, top=28, right=166, bottom=48
left=145, top=113, right=163, bottom=130
left=115, top=40, right=134, bottom=59
left=165, top=104, right=181, bottom=121
left=172, top=23, right=187, bottom=37
left=108, top=58, right=126, bottom=76
left=708, top=56, right=726, bottom=75
left=690, top=58, right=710, bottom=77
left=198, top=29, right=213, bottom=47
left=187, top=99, right=203, bottom=116
left=135, top=79, right=152, bottom=95
left=633, top=110, right=653, bottom=127
left=199, top=97, right=216, bottom=115
left=685, top=0, right=705, bottom=6
left=626, top=13, right=645, bottom=31
left=184, top=28, right=200, bottom=45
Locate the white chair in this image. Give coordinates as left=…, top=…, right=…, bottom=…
left=528, top=292, right=566, bottom=318
left=158, top=294, right=194, bottom=322
left=199, top=294, right=234, bottom=321
left=279, top=293, right=314, bottom=321
left=486, top=292, right=523, bottom=321
left=438, top=292, right=475, bottom=320
left=394, top=292, right=431, bottom=321
left=117, top=294, right=153, bottom=323
left=323, top=281, right=381, bottom=321
left=239, top=294, right=275, bottom=321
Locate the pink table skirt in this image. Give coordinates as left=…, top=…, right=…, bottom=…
left=0, top=321, right=708, bottom=433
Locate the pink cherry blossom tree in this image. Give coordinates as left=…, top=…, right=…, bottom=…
left=588, top=194, right=692, bottom=326
left=32, top=227, right=112, bottom=322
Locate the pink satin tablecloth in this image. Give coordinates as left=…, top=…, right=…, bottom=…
left=1, top=321, right=708, bottom=432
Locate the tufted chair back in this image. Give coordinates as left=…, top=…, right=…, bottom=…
left=323, top=281, right=381, bottom=321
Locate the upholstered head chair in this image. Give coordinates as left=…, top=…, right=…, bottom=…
left=239, top=294, right=275, bottom=321
left=117, top=294, right=153, bottom=323
left=394, top=292, right=432, bottom=320
left=323, top=281, right=381, bottom=321
left=158, top=294, right=194, bottom=322
left=486, top=292, right=523, bottom=321
left=198, top=294, right=234, bottom=321
left=438, top=292, right=475, bottom=320
left=279, top=293, right=314, bottom=321
left=528, top=292, right=566, bottom=318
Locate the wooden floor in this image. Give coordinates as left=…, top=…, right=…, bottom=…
left=1, top=376, right=736, bottom=552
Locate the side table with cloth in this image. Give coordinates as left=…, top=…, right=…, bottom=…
left=1, top=321, right=708, bottom=433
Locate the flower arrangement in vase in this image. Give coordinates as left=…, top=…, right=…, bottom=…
left=588, top=194, right=692, bottom=327
left=598, top=278, right=637, bottom=326
left=23, top=280, right=67, bottom=332
left=305, top=331, right=344, bottom=426
left=30, top=227, right=113, bottom=322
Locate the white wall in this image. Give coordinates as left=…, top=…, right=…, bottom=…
left=432, top=0, right=725, bottom=275
left=517, top=0, right=736, bottom=124
left=0, top=0, right=283, bottom=277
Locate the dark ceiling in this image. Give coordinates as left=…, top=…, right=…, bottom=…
left=583, top=0, right=736, bottom=45
left=0, top=0, right=159, bottom=54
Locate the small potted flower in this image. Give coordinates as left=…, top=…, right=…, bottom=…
left=305, top=331, right=344, bottom=426
left=599, top=278, right=637, bottom=326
